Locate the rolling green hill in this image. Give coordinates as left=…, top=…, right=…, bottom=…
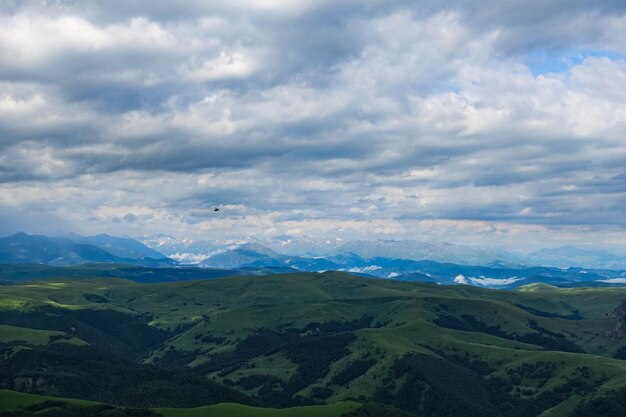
left=0, top=263, right=239, bottom=284
left=1, top=272, right=626, bottom=416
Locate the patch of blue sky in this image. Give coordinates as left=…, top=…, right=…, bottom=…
left=524, top=49, right=625, bottom=76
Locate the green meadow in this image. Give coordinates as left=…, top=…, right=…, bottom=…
left=1, top=272, right=625, bottom=416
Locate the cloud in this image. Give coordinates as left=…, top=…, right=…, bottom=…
left=0, top=1, right=625, bottom=252
left=598, top=278, right=626, bottom=284
left=468, top=276, right=522, bottom=287
left=454, top=274, right=522, bottom=287
left=454, top=275, right=469, bottom=284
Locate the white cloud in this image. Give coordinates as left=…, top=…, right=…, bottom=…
left=181, top=51, right=259, bottom=81
left=597, top=278, right=626, bottom=284
left=454, top=274, right=469, bottom=284
left=0, top=1, right=625, bottom=252
left=468, top=276, right=522, bottom=287
left=168, top=252, right=209, bottom=264
left=455, top=274, right=522, bottom=287
left=0, top=14, right=179, bottom=67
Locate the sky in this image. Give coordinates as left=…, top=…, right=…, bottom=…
left=0, top=0, right=625, bottom=253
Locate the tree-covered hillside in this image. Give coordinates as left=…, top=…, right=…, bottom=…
left=1, top=272, right=626, bottom=416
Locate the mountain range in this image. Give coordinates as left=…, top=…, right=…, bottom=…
left=144, top=234, right=626, bottom=270
left=0, top=232, right=172, bottom=267
left=526, top=245, right=626, bottom=270
left=194, top=242, right=626, bottom=289
left=142, top=234, right=519, bottom=265
left=1, top=232, right=625, bottom=289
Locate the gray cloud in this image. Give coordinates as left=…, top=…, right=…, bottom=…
left=0, top=1, right=625, bottom=252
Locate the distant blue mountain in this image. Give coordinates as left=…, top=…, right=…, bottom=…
left=199, top=243, right=281, bottom=269
left=143, top=235, right=520, bottom=266
left=0, top=232, right=175, bottom=266
left=68, top=233, right=167, bottom=260
left=334, top=239, right=520, bottom=266
left=527, top=246, right=626, bottom=270
left=144, top=235, right=626, bottom=270
left=3, top=233, right=625, bottom=289
left=195, top=242, right=626, bottom=288
left=389, top=262, right=626, bottom=289
left=199, top=243, right=341, bottom=271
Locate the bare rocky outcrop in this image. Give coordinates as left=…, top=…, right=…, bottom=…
left=13, top=376, right=46, bottom=393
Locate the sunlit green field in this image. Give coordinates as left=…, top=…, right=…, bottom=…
left=157, top=401, right=359, bottom=417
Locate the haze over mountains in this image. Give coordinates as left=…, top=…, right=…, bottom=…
left=143, top=233, right=626, bottom=271
left=1, top=232, right=625, bottom=289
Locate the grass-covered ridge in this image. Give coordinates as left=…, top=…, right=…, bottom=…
left=1, top=272, right=626, bottom=416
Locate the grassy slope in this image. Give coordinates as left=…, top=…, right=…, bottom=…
left=0, top=389, right=95, bottom=411
left=0, top=389, right=358, bottom=417
left=1, top=272, right=626, bottom=416
left=0, top=263, right=242, bottom=284
left=0, top=324, right=86, bottom=346
left=157, top=401, right=359, bottom=417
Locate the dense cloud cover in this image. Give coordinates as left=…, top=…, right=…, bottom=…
left=0, top=0, right=625, bottom=252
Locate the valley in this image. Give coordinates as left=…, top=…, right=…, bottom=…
left=3, top=1, right=625, bottom=415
